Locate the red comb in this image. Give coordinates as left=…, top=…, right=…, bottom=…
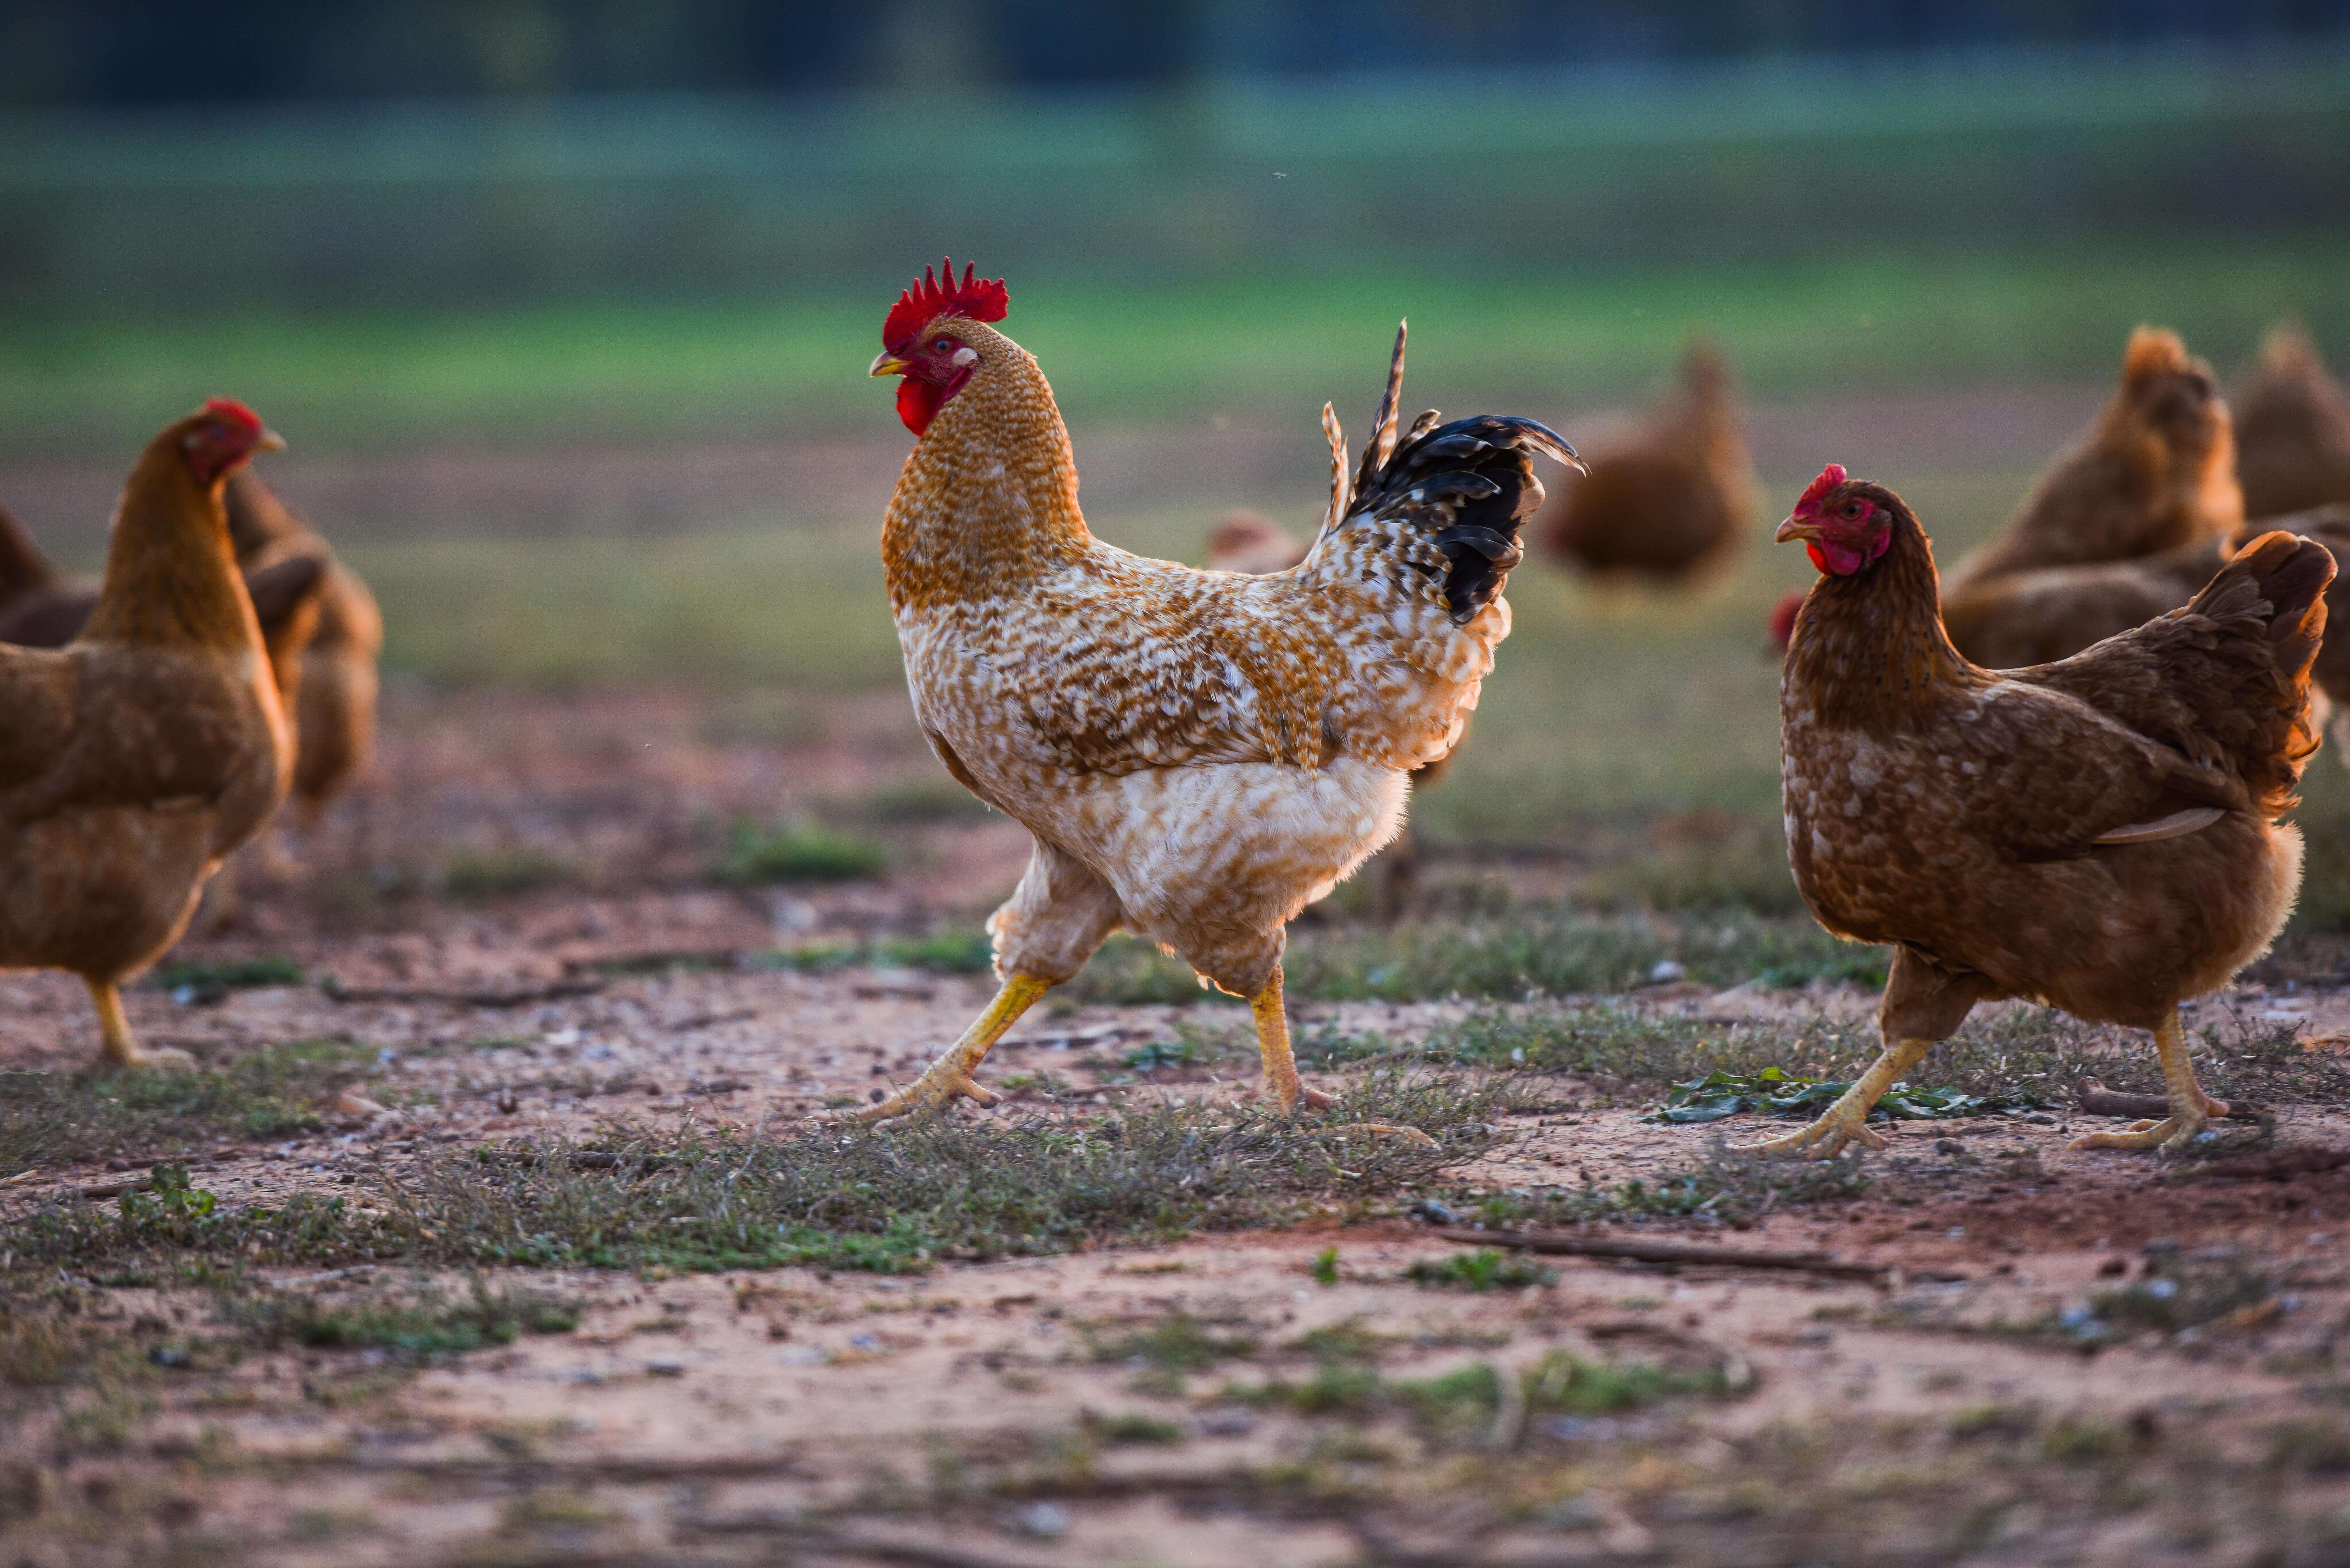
left=201, top=397, right=265, bottom=434
left=883, top=258, right=1009, bottom=352
left=1796, top=464, right=1848, bottom=514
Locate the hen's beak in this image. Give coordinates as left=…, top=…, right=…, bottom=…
left=256, top=428, right=287, bottom=452
left=869, top=353, right=909, bottom=377
left=1774, top=515, right=1820, bottom=545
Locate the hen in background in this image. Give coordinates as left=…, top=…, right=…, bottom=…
left=1204, top=510, right=1310, bottom=576
left=1535, top=340, right=1755, bottom=585
left=1767, top=464, right=2328, bottom=1158
left=1942, top=327, right=2239, bottom=602
left=2235, top=322, right=2350, bottom=521
left=862, top=260, right=1577, bottom=1128
left=225, top=470, right=383, bottom=827
left=0, top=402, right=295, bottom=1069
left=0, top=499, right=327, bottom=702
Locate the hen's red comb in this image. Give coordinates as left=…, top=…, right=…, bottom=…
left=201, top=397, right=265, bottom=435
left=883, top=258, right=1009, bottom=352
left=1795, top=464, right=1848, bottom=514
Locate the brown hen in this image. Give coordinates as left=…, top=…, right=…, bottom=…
left=1767, top=464, right=2329, bottom=1158
left=0, top=501, right=327, bottom=702
left=1943, top=326, right=2240, bottom=599
left=0, top=402, right=293, bottom=1069
left=2235, top=322, right=2350, bottom=521
left=224, top=470, right=383, bottom=825
left=1535, top=340, right=1754, bottom=584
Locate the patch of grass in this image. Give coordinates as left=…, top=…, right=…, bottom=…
left=1405, top=1248, right=1558, bottom=1291
left=1234, top=1349, right=1729, bottom=1445
left=11, top=1084, right=1493, bottom=1280
left=1086, top=1411, right=1189, bottom=1445
left=1457, top=1143, right=1874, bottom=1231
left=150, top=955, right=306, bottom=1004
left=714, top=817, right=888, bottom=885
left=0, top=1038, right=378, bottom=1175
left=1581, top=818, right=1807, bottom=917
left=220, top=1277, right=579, bottom=1358
left=1088, top=1312, right=1259, bottom=1376
left=443, top=847, right=579, bottom=901
left=1059, top=907, right=1887, bottom=1007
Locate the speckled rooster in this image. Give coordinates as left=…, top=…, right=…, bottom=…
left=859, top=260, right=1579, bottom=1128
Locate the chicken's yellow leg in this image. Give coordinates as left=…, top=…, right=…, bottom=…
left=87, top=978, right=192, bottom=1073
left=1250, top=967, right=1436, bottom=1148
left=1734, top=1036, right=1932, bottom=1159
left=2067, top=1012, right=2225, bottom=1154
left=831, top=973, right=1051, bottom=1123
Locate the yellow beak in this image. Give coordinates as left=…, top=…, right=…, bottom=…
left=869, top=353, right=909, bottom=377
left=256, top=427, right=288, bottom=452
left=1774, top=516, right=1819, bottom=544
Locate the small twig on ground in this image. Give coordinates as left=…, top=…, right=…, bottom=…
left=2076, top=1080, right=2262, bottom=1122
left=1438, top=1227, right=1945, bottom=1281
left=322, top=977, right=606, bottom=1007
left=2187, top=1146, right=2350, bottom=1181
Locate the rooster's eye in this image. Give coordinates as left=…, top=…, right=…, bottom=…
left=1841, top=501, right=1863, bottom=519
left=933, top=338, right=954, bottom=353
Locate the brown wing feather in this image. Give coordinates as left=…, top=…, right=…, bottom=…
left=2015, top=529, right=2331, bottom=819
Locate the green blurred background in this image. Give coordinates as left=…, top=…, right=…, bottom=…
left=6, top=2, right=2350, bottom=865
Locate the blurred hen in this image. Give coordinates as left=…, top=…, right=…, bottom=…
left=1535, top=341, right=1755, bottom=585
left=0, top=403, right=295, bottom=1069
left=2235, top=322, right=2350, bottom=521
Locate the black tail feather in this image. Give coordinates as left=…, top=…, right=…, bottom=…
left=1352, top=413, right=1582, bottom=624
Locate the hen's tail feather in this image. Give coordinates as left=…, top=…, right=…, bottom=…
left=2189, top=528, right=2335, bottom=815
left=1347, top=413, right=1583, bottom=625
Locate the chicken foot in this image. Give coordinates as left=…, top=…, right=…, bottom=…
left=1252, top=968, right=1436, bottom=1148
left=827, top=973, right=1052, bottom=1123
left=2066, top=1012, right=2225, bottom=1154
left=1733, top=1036, right=1933, bottom=1159
left=88, top=978, right=192, bottom=1073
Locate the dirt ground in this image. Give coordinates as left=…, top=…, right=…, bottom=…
left=7, top=686, right=2350, bottom=1567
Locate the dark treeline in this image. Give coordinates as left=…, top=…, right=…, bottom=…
left=5, top=0, right=2348, bottom=108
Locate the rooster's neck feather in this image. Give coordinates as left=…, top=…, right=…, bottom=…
left=882, top=326, right=1093, bottom=613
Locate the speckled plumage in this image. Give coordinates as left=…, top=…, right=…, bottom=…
left=1782, top=480, right=2329, bottom=1039
left=882, top=316, right=1573, bottom=999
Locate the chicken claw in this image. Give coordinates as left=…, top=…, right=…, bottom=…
left=818, top=973, right=1050, bottom=1125
left=87, top=979, right=193, bottom=1073
left=1733, top=1036, right=1933, bottom=1161
left=2066, top=1013, right=2218, bottom=1155
left=1251, top=969, right=1435, bottom=1147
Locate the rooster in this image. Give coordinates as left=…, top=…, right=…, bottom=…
left=1943, top=327, right=2240, bottom=599
left=1764, top=464, right=2329, bottom=1157
left=2235, top=322, right=2350, bottom=521
left=860, top=260, right=1578, bottom=1125
left=0, top=401, right=293, bottom=1070
left=1535, top=340, right=1755, bottom=585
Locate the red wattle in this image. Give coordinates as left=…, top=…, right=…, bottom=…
left=898, top=377, right=944, bottom=437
